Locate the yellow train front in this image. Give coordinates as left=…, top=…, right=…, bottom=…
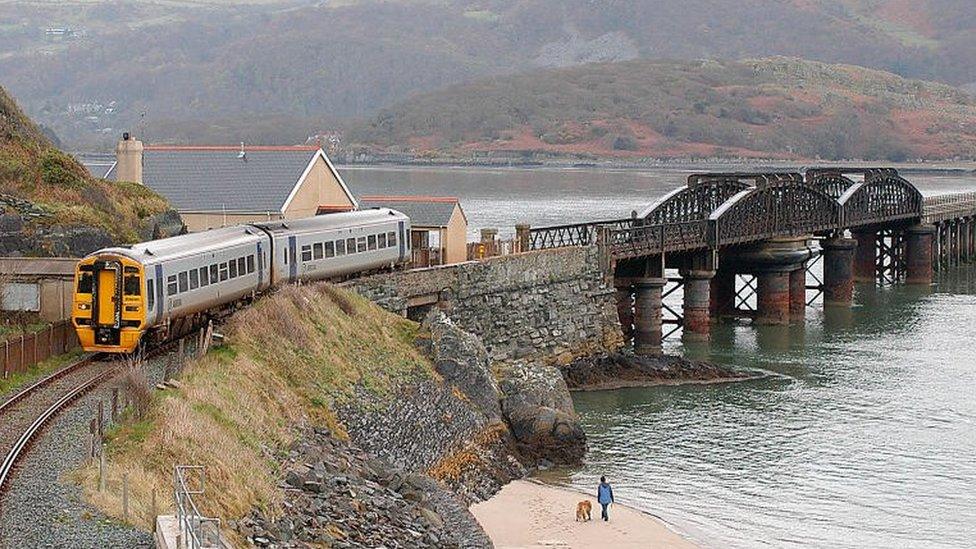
left=72, top=253, right=148, bottom=353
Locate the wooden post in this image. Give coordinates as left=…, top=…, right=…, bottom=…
left=123, top=473, right=129, bottom=522
left=97, top=400, right=104, bottom=439
left=151, top=488, right=158, bottom=532
left=3, top=339, right=8, bottom=379
left=99, top=443, right=107, bottom=492
left=111, top=389, right=119, bottom=421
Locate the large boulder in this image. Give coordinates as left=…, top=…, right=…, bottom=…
left=420, top=311, right=502, bottom=421
left=498, top=362, right=585, bottom=464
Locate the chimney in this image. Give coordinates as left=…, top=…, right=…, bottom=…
left=115, top=132, right=144, bottom=184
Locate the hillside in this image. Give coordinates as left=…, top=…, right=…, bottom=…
left=347, top=57, right=976, bottom=161
left=0, top=85, right=175, bottom=256
left=1, top=0, right=975, bottom=148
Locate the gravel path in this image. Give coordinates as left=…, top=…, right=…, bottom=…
left=0, top=351, right=173, bottom=548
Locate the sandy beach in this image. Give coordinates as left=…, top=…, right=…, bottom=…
left=470, top=480, right=698, bottom=549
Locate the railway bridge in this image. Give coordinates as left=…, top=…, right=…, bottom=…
left=525, top=168, right=976, bottom=356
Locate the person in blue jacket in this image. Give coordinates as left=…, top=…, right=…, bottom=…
left=597, top=476, right=614, bottom=521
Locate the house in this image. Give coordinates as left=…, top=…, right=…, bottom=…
left=358, top=196, right=468, bottom=266
left=0, top=257, right=76, bottom=321
left=90, top=134, right=358, bottom=232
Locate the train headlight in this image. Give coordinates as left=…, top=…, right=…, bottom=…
left=78, top=303, right=91, bottom=310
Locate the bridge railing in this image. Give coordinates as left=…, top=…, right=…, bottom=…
left=923, top=192, right=976, bottom=223
left=605, top=220, right=711, bottom=259
left=528, top=218, right=634, bottom=250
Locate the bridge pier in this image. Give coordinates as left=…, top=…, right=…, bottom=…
left=709, top=268, right=735, bottom=319
left=905, top=224, right=935, bottom=285
left=853, top=230, right=876, bottom=282
left=614, top=281, right=635, bottom=346
left=633, top=277, right=666, bottom=356
left=757, top=271, right=791, bottom=325
left=822, top=237, right=857, bottom=305
left=789, top=268, right=806, bottom=321
left=681, top=269, right=714, bottom=341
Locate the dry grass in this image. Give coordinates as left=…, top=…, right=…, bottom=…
left=74, top=284, right=433, bottom=534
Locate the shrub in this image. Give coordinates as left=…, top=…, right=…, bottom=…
left=39, top=149, right=86, bottom=188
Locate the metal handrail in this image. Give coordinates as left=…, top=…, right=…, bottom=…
left=923, top=191, right=976, bottom=223
left=174, top=465, right=225, bottom=549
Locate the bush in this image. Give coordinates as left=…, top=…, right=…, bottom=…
left=40, top=149, right=86, bottom=188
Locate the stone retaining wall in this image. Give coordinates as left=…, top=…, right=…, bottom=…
left=345, top=246, right=623, bottom=363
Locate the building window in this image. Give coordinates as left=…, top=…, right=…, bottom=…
left=247, top=255, right=255, bottom=274
left=178, top=272, right=188, bottom=293
left=313, top=243, right=323, bottom=260
left=147, top=280, right=155, bottom=310
left=325, top=241, right=335, bottom=258
left=336, top=240, right=346, bottom=256
left=301, top=245, right=312, bottom=262
left=378, top=233, right=387, bottom=248
left=219, top=263, right=229, bottom=282
left=167, top=275, right=178, bottom=296
left=367, top=234, right=377, bottom=251
left=229, top=259, right=238, bottom=278
left=200, top=267, right=209, bottom=287
left=189, top=269, right=199, bottom=290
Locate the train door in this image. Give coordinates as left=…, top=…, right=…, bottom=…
left=398, top=221, right=407, bottom=263
left=91, top=260, right=122, bottom=345
left=288, top=235, right=298, bottom=282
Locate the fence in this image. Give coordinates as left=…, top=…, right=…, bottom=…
left=1, top=321, right=79, bottom=378
left=174, top=465, right=225, bottom=549
left=923, top=191, right=976, bottom=224
left=467, top=238, right=520, bottom=260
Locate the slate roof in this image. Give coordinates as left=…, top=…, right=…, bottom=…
left=74, top=153, right=116, bottom=179
left=140, top=146, right=320, bottom=212
left=358, top=196, right=463, bottom=228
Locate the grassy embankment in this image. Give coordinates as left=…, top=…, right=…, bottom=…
left=75, top=285, right=435, bottom=537
left=0, top=85, right=169, bottom=246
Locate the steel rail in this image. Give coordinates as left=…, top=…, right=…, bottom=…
left=0, top=353, right=97, bottom=415
left=0, top=368, right=114, bottom=492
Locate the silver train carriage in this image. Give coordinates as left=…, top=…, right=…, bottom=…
left=72, top=208, right=410, bottom=353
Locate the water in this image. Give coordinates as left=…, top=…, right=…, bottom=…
left=343, top=166, right=976, bottom=548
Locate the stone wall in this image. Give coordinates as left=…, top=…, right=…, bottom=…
left=345, top=246, right=623, bottom=363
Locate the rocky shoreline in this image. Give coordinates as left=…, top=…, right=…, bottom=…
left=559, top=351, right=759, bottom=391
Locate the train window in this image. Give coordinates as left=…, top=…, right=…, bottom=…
left=200, top=267, right=209, bottom=287
left=237, top=257, right=246, bottom=275
left=189, top=269, right=199, bottom=290
left=347, top=238, right=357, bottom=254
left=77, top=273, right=93, bottom=294
left=388, top=231, right=397, bottom=246
left=367, top=235, right=377, bottom=250
left=124, top=266, right=139, bottom=274
left=219, top=263, right=229, bottom=282
left=167, top=275, right=177, bottom=296
left=357, top=237, right=367, bottom=253
left=283, top=250, right=288, bottom=265
left=178, top=272, right=189, bottom=293
left=378, top=233, right=387, bottom=248
left=313, top=243, right=323, bottom=260
left=124, top=275, right=140, bottom=295
left=210, top=264, right=219, bottom=283
left=325, top=241, right=335, bottom=258
left=336, top=239, right=346, bottom=256
left=301, top=245, right=312, bottom=262
left=229, top=259, right=238, bottom=278
left=147, top=280, right=155, bottom=310
left=247, top=255, right=255, bottom=274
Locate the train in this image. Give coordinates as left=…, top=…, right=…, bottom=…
left=71, top=208, right=410, bottom=353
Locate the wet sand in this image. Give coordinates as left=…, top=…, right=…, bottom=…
left=470, top=480, right=698, bottom=549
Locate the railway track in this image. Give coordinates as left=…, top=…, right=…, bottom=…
left=0, top=354, right=115, bottom=495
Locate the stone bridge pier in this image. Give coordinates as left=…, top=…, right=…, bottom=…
left=852, top=224, right=935, bottom=285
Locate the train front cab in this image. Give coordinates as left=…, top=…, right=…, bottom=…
left=73, top=254, right=146, bottom=353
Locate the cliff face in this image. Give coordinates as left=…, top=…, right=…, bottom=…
left=0, top=86, right=179, bottom=256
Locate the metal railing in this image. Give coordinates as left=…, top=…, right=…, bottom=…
left=528, top=218, right=634, bottom=250
left=174, top=465, right=225, bottom=549
left=923, top=191, right=976, bottom=223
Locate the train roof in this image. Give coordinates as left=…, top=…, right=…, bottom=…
left=91, top=225, right=265, bottom=264
left=250, top=208, right=407, bottom=235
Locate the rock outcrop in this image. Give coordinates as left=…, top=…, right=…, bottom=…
left=498, top=361, right=586, bottom=465
left=559, top=351, right=756, bottom=390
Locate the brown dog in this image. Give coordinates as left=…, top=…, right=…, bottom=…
left=575, top=500, right=592, bottom=522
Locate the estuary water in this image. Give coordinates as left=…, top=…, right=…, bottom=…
left=342, top=166, right=976, bottom=548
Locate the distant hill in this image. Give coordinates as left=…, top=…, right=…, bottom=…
left=347, top=58, right=976, bottom=161
left=1, top=0, right=975, bottom=148
left=0, top=85, right=174, bottom=256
